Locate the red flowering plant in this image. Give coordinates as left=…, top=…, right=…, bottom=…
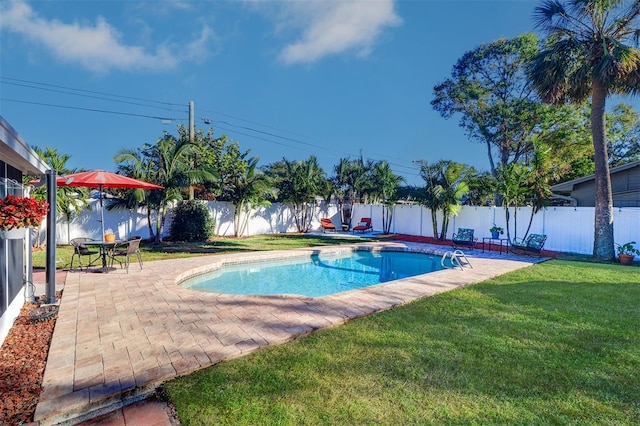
left=0, top=195, right=49, bottom=231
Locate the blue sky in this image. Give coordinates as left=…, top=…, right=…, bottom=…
left=1, top=0, right=638, bottom=187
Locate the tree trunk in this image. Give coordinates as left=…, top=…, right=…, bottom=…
left=504, top=207, right=511, bottom=243
left=591, top=80, right=615, bottom=260
left=440, top=214, right=450, bottom=241
left=430, top=209, right=438, bottom=239
left=146, top=208, right=155, bottom=240
left=382, top=204, right=393, bottom=234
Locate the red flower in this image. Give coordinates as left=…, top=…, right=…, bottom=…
left=0, top=195, right=49, bottom=231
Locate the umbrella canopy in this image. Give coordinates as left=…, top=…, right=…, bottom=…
left=57, top=170, right=163, bottom=241
left=59, top=170, right=163, bottom=190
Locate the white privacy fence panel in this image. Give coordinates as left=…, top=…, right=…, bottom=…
left=541, top=207, right=594, bottom=254
left=450, top=206, right=498, bottom=240
left=52, top=200, right=640, bottom=256
left=52, top=199, right=157, bottom=245
left=388, top=204, right=424, bottom=236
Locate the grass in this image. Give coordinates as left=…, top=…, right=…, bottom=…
left=164, top=260, right=640, bottom=425
left=31, top=234, right=363, bottom=269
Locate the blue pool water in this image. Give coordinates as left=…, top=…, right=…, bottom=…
left=181, top=251, right=443, bottom=297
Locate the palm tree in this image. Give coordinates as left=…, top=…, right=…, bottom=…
left=227, top=157, right=275, bottom=237
left=527, top=0, right=640, bottom=260
left=418, top=161, right=445, bottom=239
left=523, top=140, right=556, bottom=238
left=419, top=160, right=471, bottom=240
left=495, top=163, right=529, bottom=243
left=436, top=162, right=471, bottom=240
left=332, top=157, right=371, bottom=227
left=371, top=161, right=404, bottom=234
left=113, top=147, right=160, bottom=240
left=285, top=157, right=327, bottom=232
left=29, top=147, right=88, bottom=246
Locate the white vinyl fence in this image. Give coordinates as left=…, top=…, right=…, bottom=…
left=50, top=200, right=639, bottom=257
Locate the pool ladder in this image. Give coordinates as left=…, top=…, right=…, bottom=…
left=441, top=250, right=473, bottom=271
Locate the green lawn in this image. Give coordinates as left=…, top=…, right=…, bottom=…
left=32, top=234, right=363, bottom=269
left=164, top=260, right=640, bottom=425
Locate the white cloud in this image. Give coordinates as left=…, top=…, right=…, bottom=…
left=271, top=0, right=402, bottom=65
left=0, top=1, right=212, bottom=73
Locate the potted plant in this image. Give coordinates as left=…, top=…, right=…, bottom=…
left=616, top=241, right=639, bottom=265
left=0, top=195, right=49, bottom=239
left=104, top=228, right=116, bottom=242
left=489, top=224, right=504, bottom=239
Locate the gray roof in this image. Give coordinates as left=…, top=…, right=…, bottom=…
left=0, top=116, right=49, bottom=175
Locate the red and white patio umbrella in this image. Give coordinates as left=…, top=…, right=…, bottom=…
left=58, top=170, right=163, bottom=241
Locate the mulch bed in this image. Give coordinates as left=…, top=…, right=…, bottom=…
left=0, top=295, right=59, bottom=425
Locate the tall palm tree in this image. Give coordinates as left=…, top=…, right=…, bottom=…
left=527, top=0, right=640, bottom=260
left=495, top=163, right=529, bottom=243
left=371, top=161, right=404, bottom=234
left=523, top=140, right=556, bottom=238
left=288, top=157, right=327, bottom=232
left=436, top=162, right=471, bottom=240
left=332, top=157, right=371, bottom=227
left=114, top=147, right=160, bottom=239
left=29, top=146, right=88, bottom=246
left=227, top=157, right=274, bottom=237
left=418, top=161, right=446, bottom=239
left=419, top=160, right=471, bottom=240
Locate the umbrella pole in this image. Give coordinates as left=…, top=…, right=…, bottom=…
left=100, top=185, right=106, bottom=242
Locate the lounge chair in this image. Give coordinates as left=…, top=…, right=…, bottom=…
left=510, top=234, right=547, bottom=255
left=451, top=228, right=476, bottom=250
left=353, top=218, right=373, bottom=233
left=320, top=218, right=336, bottom=233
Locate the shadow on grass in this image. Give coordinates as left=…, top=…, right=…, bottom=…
left=142, top=235, right=363, bottom=255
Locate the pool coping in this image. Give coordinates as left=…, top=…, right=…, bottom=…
left=35, top=242, right=541, bottom=425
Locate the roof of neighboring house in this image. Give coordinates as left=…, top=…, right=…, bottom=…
left=0, top=115, right=49, bottom=175
left=551, top=160, right=640, bottom=193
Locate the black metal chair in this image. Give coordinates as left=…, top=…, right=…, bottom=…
left=110, top=237, right=143, bottom=273
left=69, top=237, right=99, bottom=271
left=510, top=234, right=547, bottom=256
left=452, top=228, right=477, bottom=250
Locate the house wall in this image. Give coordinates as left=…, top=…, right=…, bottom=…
left=0, top=116, right=49, bottom=348
left=565, top=166, right=640, bottom=207
left=0, top=163, right=27, bottom=346
left=612, top=166, right=640, bottom=207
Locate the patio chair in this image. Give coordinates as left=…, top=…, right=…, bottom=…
left=320, top=218, right=336, bottom=233
left=69, top=237, right=100, bottom=271
left=352, top=218, right=373, bottom=233
left=451, top=228, right=477, bottom=250
left=110, top=237, right=143, bottom=273
left=510, top=233, right=547, bottom=256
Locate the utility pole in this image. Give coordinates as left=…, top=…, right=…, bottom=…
left=188, top=100, right=195, bottom=200
left=189, top=101, right=195, bottom=144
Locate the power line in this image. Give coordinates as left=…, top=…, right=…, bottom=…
left=2, top=76, right=423, bottom=180
left=2, top=80, right=188, bottom=113
left=0, top=76, right=184, bottom=109
left=0, top=98, right=181, bottom=121
left=211, top=118, right=422, bottom=176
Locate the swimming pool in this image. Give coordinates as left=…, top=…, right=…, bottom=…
left=181, top=250, right=443, bottom=297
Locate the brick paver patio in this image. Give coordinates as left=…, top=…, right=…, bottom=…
left=34, top=242, right=539, bottom=425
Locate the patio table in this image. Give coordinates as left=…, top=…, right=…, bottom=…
left=482, top=237, right=509, bottom=254
left=85, top=240, right=125, bottom=273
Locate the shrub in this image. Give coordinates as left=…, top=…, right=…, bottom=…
left=169, top=200, right=215, bottom=242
